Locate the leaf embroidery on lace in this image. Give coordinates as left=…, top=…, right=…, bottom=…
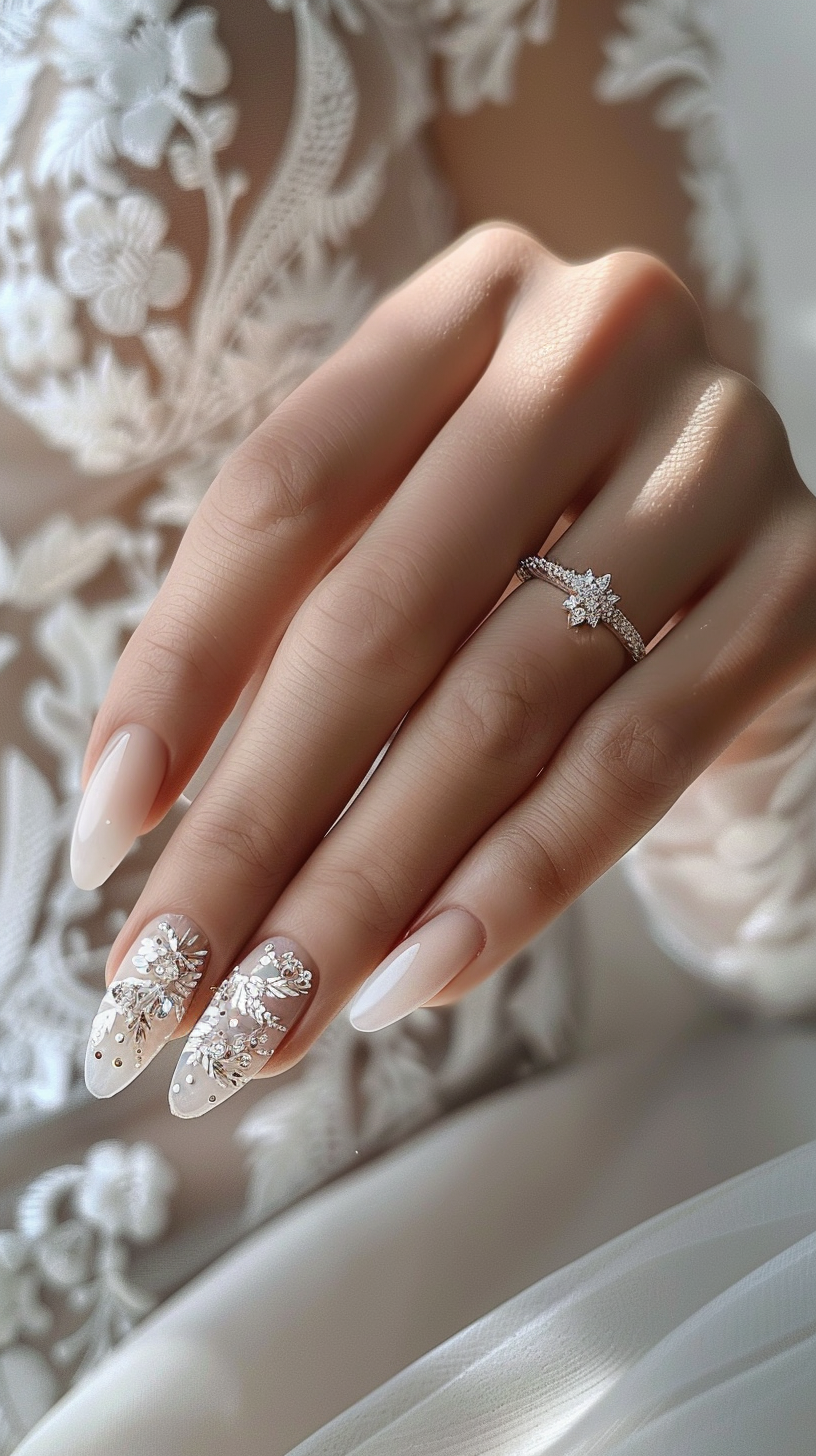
left=428, top=0, right=555, bottom=113
left=597, top=0, right=752, bottom=307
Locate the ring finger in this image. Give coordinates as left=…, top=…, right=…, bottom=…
left=168, top=362, right=780, bottom=1111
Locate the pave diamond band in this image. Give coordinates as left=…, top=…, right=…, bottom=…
left=516, top=555, right=646, bottom=664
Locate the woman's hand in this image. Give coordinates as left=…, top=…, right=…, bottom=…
left=75, top=224, right=816, bottom=1114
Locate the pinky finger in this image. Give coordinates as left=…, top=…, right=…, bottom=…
left=349, top=520, right=816, bottom=1028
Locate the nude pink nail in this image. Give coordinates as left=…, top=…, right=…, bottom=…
left=70, top=725, right=167, bottom=890
left=348, top=908, right=485, bottom=1033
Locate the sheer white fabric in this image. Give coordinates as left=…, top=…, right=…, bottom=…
left=13, top=1025, right=816, bottom=1455
left=293, top=1122, right=816, bottom=1455
left=1, top=0, right=816, bottom=1450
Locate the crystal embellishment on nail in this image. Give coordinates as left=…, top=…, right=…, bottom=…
left=85, top=915, right=209, bottom=1099
left=169, top=938, right=315, bottom=1118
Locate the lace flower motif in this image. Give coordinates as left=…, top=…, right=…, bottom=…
left=0, top=1139, right=177, bottom=1396
left=0, top=272, right=82, bottom=372
left=73, top=1140, right=175, bottom=1243
left=51, top=0, right=232, bottom=170
left=58, top=191, right=189, bottom=335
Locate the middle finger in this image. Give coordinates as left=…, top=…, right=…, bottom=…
left=105, top=252, right=664, bottom=999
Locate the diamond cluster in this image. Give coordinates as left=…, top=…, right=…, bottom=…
left=516, top=556, right=646, bottom=663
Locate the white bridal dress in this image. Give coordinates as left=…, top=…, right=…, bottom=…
left=0, top=1, right=815, bottom=1452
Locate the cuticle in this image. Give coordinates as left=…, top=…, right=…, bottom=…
left=401, top=904, right=487, bottom=959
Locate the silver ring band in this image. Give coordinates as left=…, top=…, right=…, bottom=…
left=516, top=555, right=646, bottom=664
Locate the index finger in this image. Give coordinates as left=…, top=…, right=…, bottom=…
left=73, top=227, right=518, bottom=889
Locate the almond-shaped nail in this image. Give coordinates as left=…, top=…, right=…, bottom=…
left=71, top=724, right=167, bottom=890
left=169, top=936, right=317, bottom=1118
left=86, top=914, right=209, bottom=1098
left=348, top=908, right=485, bottom=1033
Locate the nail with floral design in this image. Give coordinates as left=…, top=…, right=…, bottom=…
left=168, top=936, right=316, bottom=1118
left=85, top=914, right=209, bottom=1099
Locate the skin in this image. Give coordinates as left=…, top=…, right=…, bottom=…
left=81, top=27, right=816, bottom=1084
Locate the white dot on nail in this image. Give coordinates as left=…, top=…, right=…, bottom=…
left=229, top=1017, right=238, bottom=1027
left=172, top=1084, right=180, bottom=1094
left=185, top=1074, right=194, bottom=1084
left=114, top=1033, right=124, bottom=1043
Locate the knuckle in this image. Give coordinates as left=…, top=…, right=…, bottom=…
left=116, top=598, right=224, bottom=705
left=297, top=562, right=424, bottom=685
left=496, top=818, right=580, bottom=914
left=308, top=859, right=408, bottom=943
left=439, top=656, right=550, bottom=767
left=209, top=415, right=329, bottom=540
left=585, top=247, right=707, bottom=356
left=180, top=799, right=283, bottom=896
left=456, top=220, right=552, bottom=286
left=576, top=708, right=693, bottom=826
left=717, top=369, right=791, bottom=467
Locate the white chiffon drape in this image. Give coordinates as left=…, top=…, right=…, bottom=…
left=293, top=1127, right=816, bottom=1455
left=15, top=1021, right=816, bottom=1455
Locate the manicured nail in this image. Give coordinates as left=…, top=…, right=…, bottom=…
left=169, top=937, right=317, bottom=1118
left=86, top=914, right=209, bottom=1098
left=71, top=724, right=167, bottom=890
left=348, top=908, right=485, bottom=1033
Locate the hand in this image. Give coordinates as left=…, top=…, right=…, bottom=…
left=74, top=224, right=816, bottom=1115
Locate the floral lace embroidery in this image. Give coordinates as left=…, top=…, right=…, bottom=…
left=597, top=0, right=753, bottom=308
left=626, top=684, right=816, bottom=1014
left=0, top=0, right=385, bottom=490
left=0, top=3, right=573, bottom=1437
left=0, top=1139, right=175, bottom=1452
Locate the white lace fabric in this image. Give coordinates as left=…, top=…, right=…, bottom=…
left=0, top=1, right=579, bottom=1442
left=0, top=0, right=814, bottom=1448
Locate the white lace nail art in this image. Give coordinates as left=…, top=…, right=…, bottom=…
left=86, top=914, right=209, bottom=1099
left=168, top=937, right=315, bottom=1118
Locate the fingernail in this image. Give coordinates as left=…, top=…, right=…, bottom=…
left=85, top=914, right=209, bottom=1098
left=348, top=908, right=485, bottom=1033
left=71, top=725, right=167, bottom=890
left=169, top=937, right=317, bottom=1118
